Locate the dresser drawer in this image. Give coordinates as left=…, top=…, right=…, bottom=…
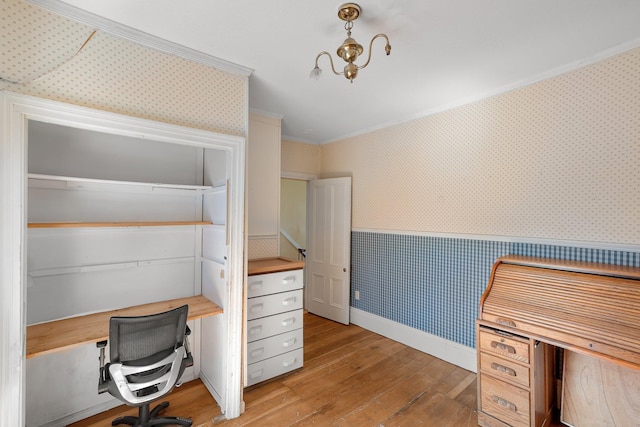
left=247, top=289, right=303, bottom=321
left=479, top=329, right=529, bottom=364
left=247, top=309, right=303, bottom=342
left=246, top=328, right=303, bottom=365
left=246, top=348, right=303, bottom=386
left=248, top=269, right=303, bottom=298
left=480, top=352, right=530, bottom=388
left=480, top=374, right=530, bottom=427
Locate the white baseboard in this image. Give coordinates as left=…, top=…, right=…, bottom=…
left=200, top=373, right=224, bottom=412
left=350, top=307, right=477, bottom=373
left=39, top=399, right=121, bottom=427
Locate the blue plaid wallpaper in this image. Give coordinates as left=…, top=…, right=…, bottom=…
left=351, top=231, right=640, bottom=348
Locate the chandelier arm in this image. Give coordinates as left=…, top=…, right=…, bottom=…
left=357, top=33, right=391, bottom=70
left=315, top=51, right=342, bottom=76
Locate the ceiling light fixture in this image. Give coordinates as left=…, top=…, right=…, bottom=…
left=310, top=3, right=391, bottom=83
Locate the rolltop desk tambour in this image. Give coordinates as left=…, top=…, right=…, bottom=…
left=476, top=255, right=640, bottom=427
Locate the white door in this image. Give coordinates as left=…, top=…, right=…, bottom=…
left=306, top=177, right=352, bottom=325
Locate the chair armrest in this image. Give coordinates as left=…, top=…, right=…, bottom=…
left=97, top=340, right=109, bottom=394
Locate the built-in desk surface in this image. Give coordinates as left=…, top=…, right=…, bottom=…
left=26, top=295, right=222, bottom=358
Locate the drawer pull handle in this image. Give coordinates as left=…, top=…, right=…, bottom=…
left=282, top=358, right=297, bottom=367
left=490, top=362, right=516, bottom=377
left=250, top=303, right=264, bottom=314
left=282, top=297, right=296, bottom=306
left=491, top=395, right=517, bottom=412
left=491, top=341, right=516, bottom=354
left=281, top=276, right=296, bottom=285
left=249, top=281, right=263, bottom=291
left=250, top=348, right=264, bottom=358
left=495, top=317, right=516, bottom=328
left=248, top=326, right=262, bottom=336
left=282, top=338, right=297, bottom=348
left=281, top=317, right=295, bottom=326
left=249, top=369, right=264, bottom=379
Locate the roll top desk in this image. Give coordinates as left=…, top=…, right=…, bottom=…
left=477, top=255, right=640, bottom=427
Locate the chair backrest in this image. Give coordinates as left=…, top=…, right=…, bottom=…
left=105, top=305, right=191, bottom=406
left=110, top=304, right=189, bottom=365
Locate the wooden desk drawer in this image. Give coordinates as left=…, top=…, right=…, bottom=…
left=247, top=309, right=303, bottom=342
left=246, top=348, right=303, bottom=386
left=480, top=374, right=530, bottom=427
left=247, top=289, right=303, bottom=320
left=247, top=269, right=303, bottom=298
left=479, top=329, right=529, bottom=364
left=480, top=352, right=530, bottom=388
left=246, top=328, right=303, bottom=364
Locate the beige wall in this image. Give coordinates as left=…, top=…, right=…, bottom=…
left=282, top=139, right=321, bottom=176
left=247, top=113, right=281, bottom=259
left=321, top=46, right=640, bottom=245
left=1, top=0, right=246, bottom=136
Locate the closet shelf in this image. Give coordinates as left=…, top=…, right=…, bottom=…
left=28, top=173, right=214, bottom=192
left=28, top=257, right=195, bottom=278
left=28, top=221, right=213, bottom=228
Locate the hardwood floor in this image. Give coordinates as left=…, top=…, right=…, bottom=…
left=72, top=312, right=480, bottom=426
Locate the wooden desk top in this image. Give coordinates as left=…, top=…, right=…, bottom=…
left=248, top=256, right=304, bottom=276
left=26, top=295, right=222, bottom=358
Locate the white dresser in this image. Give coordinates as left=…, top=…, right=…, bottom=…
left=246, top=258, right=305, bottom=386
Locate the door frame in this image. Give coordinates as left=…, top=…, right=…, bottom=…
left=280, top=172, right=316, bottom=308
left=0, top=92, right=246, bottom=425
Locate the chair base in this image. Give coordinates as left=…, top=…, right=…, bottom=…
left=112, top=401, right=192, bottom=427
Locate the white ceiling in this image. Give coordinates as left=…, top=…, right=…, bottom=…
left=41, top=1, right=640, bottom=143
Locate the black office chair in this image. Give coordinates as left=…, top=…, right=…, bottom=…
left=98, top=305, right=193, bottom=426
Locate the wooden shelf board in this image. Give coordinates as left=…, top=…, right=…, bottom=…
left=26, top=295, right=222, bottom=358
left=28, top=173, right=213, bottom=191
left=28, top=221, right=212, bottom=228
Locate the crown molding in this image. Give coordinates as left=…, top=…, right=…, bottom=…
left=26, top=0, right=253, bottom=78
left=281, top=134, right=317, bottom=145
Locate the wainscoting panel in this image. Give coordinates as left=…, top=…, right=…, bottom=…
left=351, top=231, right=640, bottom=349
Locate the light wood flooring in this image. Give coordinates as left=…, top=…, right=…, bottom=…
left=72, top=312, right=480, bottom=426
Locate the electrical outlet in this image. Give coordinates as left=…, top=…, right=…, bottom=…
left=355, top=290, right=360, bottom=300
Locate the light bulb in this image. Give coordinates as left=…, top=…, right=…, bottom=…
left=309, top=66, right=322, bottom=80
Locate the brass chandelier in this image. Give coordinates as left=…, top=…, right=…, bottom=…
left=310, top=3, right=391, bottom=83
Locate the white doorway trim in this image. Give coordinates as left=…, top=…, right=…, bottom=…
left=0, top=92, right=245, bottom=425
left=280, top=172, right=316, bottom=307
left=281, top=172, right=317, bottom=181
